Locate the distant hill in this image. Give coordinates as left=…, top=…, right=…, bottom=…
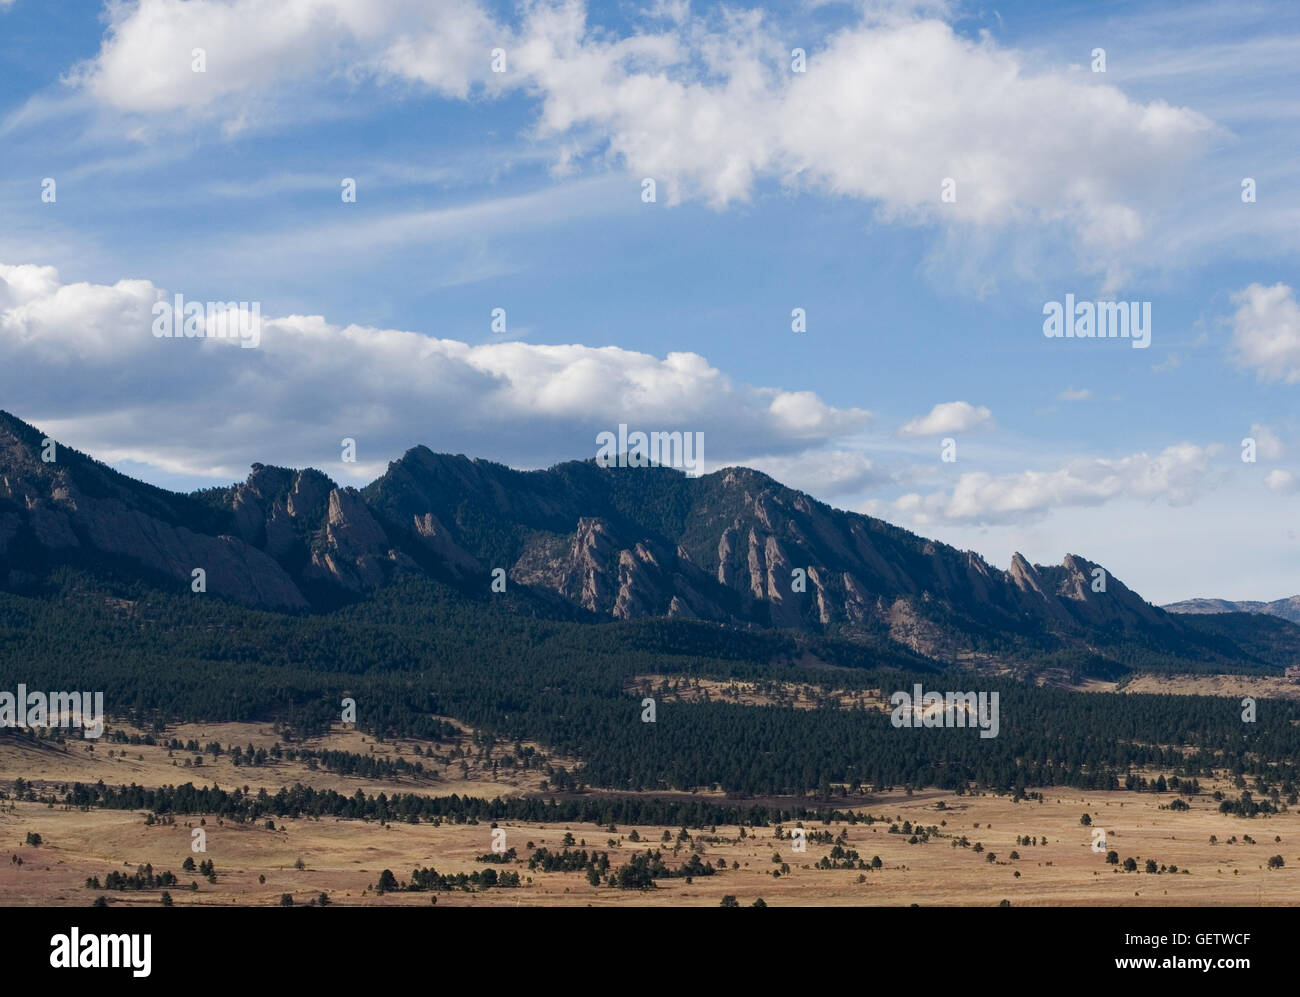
left=1164, top=596, right=1300, bottom=626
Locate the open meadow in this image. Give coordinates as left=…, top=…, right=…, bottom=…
left=2, top=722, right=1297, bottom=907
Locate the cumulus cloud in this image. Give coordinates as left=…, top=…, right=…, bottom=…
left=68, top=0, right=507, bottom=116
left=65, top=1, right=1213, bottom=251
left=0, top=263, right=870, bottom=482
left=888, top=443, right=1223, bottom=526
left=1231, top=282, right=1300, bottom=383
left=898, top=401, right=992, bottom=437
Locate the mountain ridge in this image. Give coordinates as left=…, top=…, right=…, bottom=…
left=1164, top=595, right=1300, bottom=626
left=1, top=409, right=1293, bottom=676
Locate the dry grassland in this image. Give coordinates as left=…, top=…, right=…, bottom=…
left=2, top=722, right=1298, bottom=907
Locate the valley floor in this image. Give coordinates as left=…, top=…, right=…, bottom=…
left=1, top=723, right=1296, bottom=907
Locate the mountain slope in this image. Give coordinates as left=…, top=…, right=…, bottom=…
left=1, top=410, right=1294, bottom=675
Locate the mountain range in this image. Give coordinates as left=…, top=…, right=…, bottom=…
left=1, top=409, right=1294, bottom=678
left=1163, top=596, right=1300, bottom=626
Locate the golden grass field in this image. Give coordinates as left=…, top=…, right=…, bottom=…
left=0, top=718, right=568, bottom=801
left=629, top=672, right=1300, bottom=709
left=2, top=719, right=1299, bottom=907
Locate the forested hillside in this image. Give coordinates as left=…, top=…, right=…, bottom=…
left=4, top=568, right=1299, bottom=796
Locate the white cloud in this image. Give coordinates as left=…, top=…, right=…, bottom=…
left=920, top=485, right=1300, bottom=607
left=1057, top=387, right=1091, bottom=401
left=888, top=443, right=1223, bottom=526
left=65, top=1, right=1214, bottom=254
left=1151, top=353, right=1182, bottom=373
left=1231, top=282, right=1300, bottom=383
left=742, top=450, right=889, bottom=498
left=898, top=401, right=992, bottom=437
left=0, top=263, right=870, bottom=481
left=68, top=0, right=506, bottom=115
left=1250, top=422, right=1286, bottom=460
left=1265, top=469, right=1297, bottom=492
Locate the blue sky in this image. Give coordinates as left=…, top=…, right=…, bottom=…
left=2, top=0, right=1299, bottom=604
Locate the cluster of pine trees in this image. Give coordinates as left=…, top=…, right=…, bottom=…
left=53, top=779, right=863, bottom=826
left=382, top=866, right=520, bottom=892
left=85, top=864, right=178, bottom=891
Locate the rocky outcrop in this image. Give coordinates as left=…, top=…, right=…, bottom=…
left=301, top=488, right=391, bottom=591
left=412, top=510, right=481, bottom=576
left=1007, top=552, right=1073, bottom=626
left=1055, top=553, right=1167, bottom=629
left=613, top=544, right=660, bottom=619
